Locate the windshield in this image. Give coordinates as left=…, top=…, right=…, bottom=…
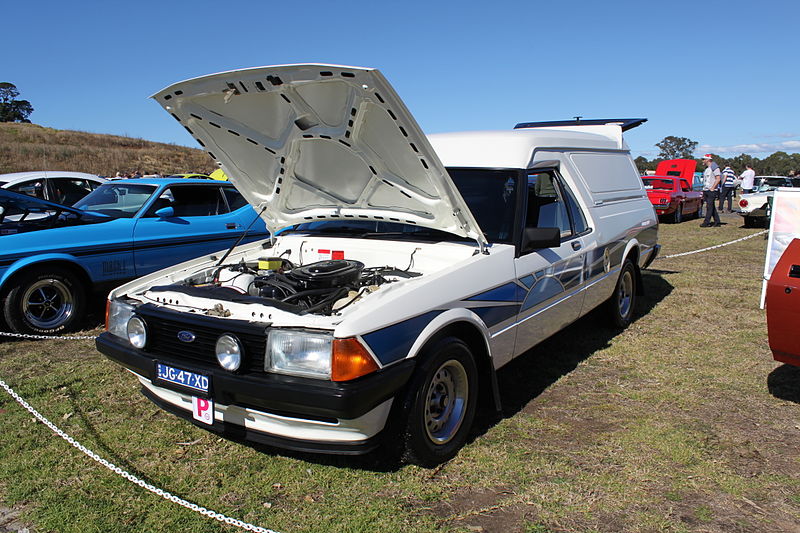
left=282, top=168, right=517, bottom=244
left=642, top=178, right=674, bottom=190
left=73, top=183, right=157, bottom=218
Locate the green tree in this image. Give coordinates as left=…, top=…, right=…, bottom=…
left=0, top=82, right=34, bottom=123
left=655, top=136, right=698, bottom=160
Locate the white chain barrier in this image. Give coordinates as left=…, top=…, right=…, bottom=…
left=0, top=331, right=98, bottom=340
left=0, top=376, right=281, bottom=533
left=656, top=230, right=767, bottom=260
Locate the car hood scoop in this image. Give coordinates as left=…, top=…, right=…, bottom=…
left=152, top=64, right=485, bottom=246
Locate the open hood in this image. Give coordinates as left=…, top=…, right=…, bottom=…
left=152, top=64, right=486, bottom=247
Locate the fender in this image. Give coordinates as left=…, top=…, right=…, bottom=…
left=404, top=307, right=491, bottom=361
left=404, top=307, right=502, bottom=413
left=0, top=253, right=89, bottom=291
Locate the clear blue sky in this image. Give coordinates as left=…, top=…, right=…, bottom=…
left=5, top=0, right=799, bottom=160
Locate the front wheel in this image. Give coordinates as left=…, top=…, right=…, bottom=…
left=606, top=260, right=637, bottom=328
left=398, top=337, right=478, bottom=467
left=3, top=268, right=86, bottom=334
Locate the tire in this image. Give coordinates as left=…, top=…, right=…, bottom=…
left=606, top=260, right=637, bottom=329
left=3, top=268, right=85, bottom=334
left=398, top=337, right=478, bottom=467
left=671, top=203, right=683, bottom=223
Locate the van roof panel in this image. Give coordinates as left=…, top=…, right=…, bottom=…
left=428, top=128, right=627, bottom=169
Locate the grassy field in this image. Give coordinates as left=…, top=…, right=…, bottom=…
left=1, top=212, right=798, bottom=533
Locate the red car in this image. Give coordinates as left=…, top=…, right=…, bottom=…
left=766, top=238, right=800, bottom=367
left=642, top=175, right=702, bottom=223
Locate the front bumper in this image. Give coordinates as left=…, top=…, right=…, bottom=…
left=97, top=332, right=415, bottom=453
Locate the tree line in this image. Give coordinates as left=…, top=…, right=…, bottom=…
left=636, top=135, right=800, bottom=176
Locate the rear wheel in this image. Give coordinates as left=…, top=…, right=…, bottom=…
left=606, top=260, right=637, bottom=328
left=671, top=203, right=683, bottom=223
left=3, top=268, right=86, bottom=334
left=398, top=337, right=478, bottom=467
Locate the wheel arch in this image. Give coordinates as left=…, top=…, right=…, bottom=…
left=0, top=255, right=92, bottom=298
left=620, top=240, right=643, bottom=295
left=405, top=309, right=501, bottom=414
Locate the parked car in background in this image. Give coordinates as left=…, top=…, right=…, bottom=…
left=737, top=177, right=792, bottom=227
left=642, top=176, right=702, bottom=222
left=97, top=64, right=659, bottom=465
left=766, top=238, right=800, bottom=367
left=692, top=172, right=704, bottom=192
left=0, top=178, right=269, bottom=334
left=0, top=171, right=105, bottom=204
left=0, top=189, right=108, bottom=232
left=165, top=173, right=213, bottom=180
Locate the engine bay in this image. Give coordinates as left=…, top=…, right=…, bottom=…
left=147, top=257, right=421, bottom=317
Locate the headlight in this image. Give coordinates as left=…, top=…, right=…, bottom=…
left=216, top=334, right=243, bottom=371
left=267, top=330, right=332, bottom=379
left=107, top=300, right=134, bottom=339
left=126, top=316, right=147, bottom=349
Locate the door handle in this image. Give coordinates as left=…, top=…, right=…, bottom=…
left=226, top=223, right=239, bottom=230
left=571, top=241, right=582, bottom=251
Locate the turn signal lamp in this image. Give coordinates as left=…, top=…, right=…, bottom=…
left=331, top=337, right=379, bottom=382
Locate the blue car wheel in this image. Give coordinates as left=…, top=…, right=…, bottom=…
left=3, top=268, right=85, bottom=334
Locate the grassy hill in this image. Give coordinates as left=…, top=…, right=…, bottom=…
left=0, top=122, right=215, bottom=176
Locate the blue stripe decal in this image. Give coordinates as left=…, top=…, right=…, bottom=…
left=471, top=305, right=519, bottom=328
left=519, top=275, right=535, bottom=288
left=521, top=276, right=565, bottom=312
left=466, top=282, right=521, bottom=302
left=362, top=311, right=442, bottom=365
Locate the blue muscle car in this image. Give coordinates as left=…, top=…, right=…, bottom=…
left=0, top=178, right=269, bottom=334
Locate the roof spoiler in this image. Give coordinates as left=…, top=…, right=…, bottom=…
left=514, top=118, right=648, bottom=132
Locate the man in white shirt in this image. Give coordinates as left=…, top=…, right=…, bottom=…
left=700, top=154, right=721, bottom=227
left=740, top=164, right=756, bottom=194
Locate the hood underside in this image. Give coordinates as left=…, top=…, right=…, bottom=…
left=152, top=64, right=485, bottom=245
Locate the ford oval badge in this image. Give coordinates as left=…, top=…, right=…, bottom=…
left=177, top=330, right=196, bottom=343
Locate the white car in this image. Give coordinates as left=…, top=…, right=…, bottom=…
left=0, top=171, right=105, bottom=205
left=97, top=65, right=659, bottom=465
left=737, top=176, right=791, bottom=227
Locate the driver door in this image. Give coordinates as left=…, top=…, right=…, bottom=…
left=512, top=170, right=587, bottom=356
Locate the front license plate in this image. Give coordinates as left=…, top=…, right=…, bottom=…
left=156, top=363, right=209, bottom=394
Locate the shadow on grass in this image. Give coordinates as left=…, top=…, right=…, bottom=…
left=767, top=364, right=800, bottom=404
left=481, top=271, right=673, bottom=423
left=246, top=271, right=674, bottom=472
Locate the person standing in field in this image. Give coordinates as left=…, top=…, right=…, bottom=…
left=700, top=154, right=721, bottom=227
left=719, top=165, right=736, bottom=212
left=740, top=164, right=756, bottom=194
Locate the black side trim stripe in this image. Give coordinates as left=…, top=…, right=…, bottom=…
left=0, top=232, right=269, bottom=267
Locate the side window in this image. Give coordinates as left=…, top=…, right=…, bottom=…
left=51, top=178, right=94, bottom=205
left=562, top=181, right=588, bottom=234
left=527, top=172, right=571, bottom=238
left=145, top=185, right=228, bottom=217
left=223, top=188, right=248, bottom=211
left=680, top=179, right=691, bottom=192
left=9, top=180, right=45, bottom=199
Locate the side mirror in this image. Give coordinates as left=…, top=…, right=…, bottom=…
left=155, top=206, right=175, bottom=218
left=521, top=227, right=561, bottom=253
